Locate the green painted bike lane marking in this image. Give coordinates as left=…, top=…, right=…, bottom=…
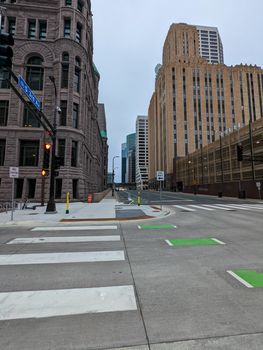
left=138, top=224, right=176, bottom=229
left=231, top=270, right=263, bottom=288
left=166, top=238, right=224, bottom=247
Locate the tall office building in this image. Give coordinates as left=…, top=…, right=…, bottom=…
left=148, top=23, right=263, bottom=189
left=121, top=143, right=127, bottom=183
left=196, top=25, right=224, bottom=64
left=0, top=0, right=107, bottom=201
left=126, top=133, right=136, bottom=183
left=135, top=115, right=148, bottom=189
left=97, top=104, right=108, bottom=190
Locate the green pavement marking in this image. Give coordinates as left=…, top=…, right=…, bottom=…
left=231, top=270, right=263, bottom=288
left=166, top=238, right=222, bottom=247
left=138, top=224, right=176, bottom=229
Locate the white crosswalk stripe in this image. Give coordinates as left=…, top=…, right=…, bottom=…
left=31, top=225, right=118, bottom=231
left=173, top=205, right=196, bottom=211
left=174, top=203, right=263, bottom=213
left=7, top=236, right=121, bottom=244
left=189, top=205, right=214, bottom=211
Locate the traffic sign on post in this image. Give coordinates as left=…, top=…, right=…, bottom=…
left=156, top=170, right=164, bottom=181
left=18, top=75, right=41, bottom=111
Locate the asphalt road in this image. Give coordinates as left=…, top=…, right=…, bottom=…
left=0, top=192, right=263, bottom=349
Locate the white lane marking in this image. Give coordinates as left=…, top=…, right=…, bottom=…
left=189, top=205, right=214, bottom=211
left=165, top=240, right=173, bottom=246
left=173, top=205, right=196, bottom=212
left=138, top=225, right=141, bottom=229
left=238, top=204, right=263, bottom=210
left=227, top=270, right=253, bottom=288
left=216, top=204, right=248, bottom=210
left=0, top=251, right=125, bottom=265
left=0, top=285, right=137, bottom=321
left=202, top=204, right=233, bottom=211
left=31, top=225, right=118, bottom=232
left=211, top=238, right=226, bottom=245
left=7, top=236, right=121, bottom=244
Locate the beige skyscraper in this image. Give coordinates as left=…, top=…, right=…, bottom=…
left=148, top=23, right=263, bottom=188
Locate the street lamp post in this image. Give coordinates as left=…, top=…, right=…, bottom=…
left=112, top=156, right=119, bottom=196
left=46, top=76, right=58, bottom=213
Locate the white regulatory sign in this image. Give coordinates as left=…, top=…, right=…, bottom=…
left=156, top=170, right=164, bottom=181
left=256, top=182, right=261, bottom=189
left=9, top=167, right=19, bottom=178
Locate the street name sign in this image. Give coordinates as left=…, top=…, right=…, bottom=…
left=156, top=170, right=164, bottom=181
left=256, top=182, right=261, bottom=190
left=9, top=167, right=19, bottom=178
left=18, top=75, right=41, bottom=111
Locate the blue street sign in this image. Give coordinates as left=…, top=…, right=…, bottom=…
left=18, top=75, right=41, bottom=111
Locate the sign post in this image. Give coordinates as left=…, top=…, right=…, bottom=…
left=9, top=167, right=19, bottom=221
left=156, top=171, right=164, bottom=210
left=256, top=182, right=261, bottom=200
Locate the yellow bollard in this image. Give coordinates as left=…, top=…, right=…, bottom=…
left=138, top=191, right=141, bottom=206
left=65, top=192, right=70, bottom=214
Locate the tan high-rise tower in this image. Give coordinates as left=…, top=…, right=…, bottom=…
left=148, top=23, right=263, bottom=188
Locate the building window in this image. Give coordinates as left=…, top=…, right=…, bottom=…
left=27, top=179, right=36, bottom=199
left=0, top=140, right=6, bottom=166
left=23, top=104, right=40, bottom=127
left=19, top=140, right=39, bottom=166
left=77, top=0, right=83, bottom=12
left=61, top=53, right=69, bottom=88
left=65, top=0, right=72, bottom=5
left=71, top=141, right=78, bottom=167
left=0, top=69, right=10, bottom=89
left=39, top=20, right=47, bottom=40
left=72, top=103, right=79, bottom=128
left=76, top=22, right=82, bottom=43
left=55, top=178, right=62, bottom=199
left=64, top=18, right=71, bottom=38
left=60, top=100, right=67, bottom=126
left=73, top=179, right=78, bottom=198
left=74, top=57, right=81, bottom=92
left=0, top=101, right=9, bottom=126
left=58, top=139, right=65, bottom=166
left=1, top=16, right=4, bottom=32
left=8, top=17, right=16, bottom=35
left=28, top=19, right=36, bottom=39
left=26, top=56, right=44, bottom=90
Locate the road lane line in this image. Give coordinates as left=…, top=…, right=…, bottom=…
left=31, top=225, right=118, bottom=231
left=0, top=285, right=137, bottom=320
left=165, top=240, right=173, bottom=246
left=7, top=236, right=121, bottom=244
left=211, top=238, right=226, bottom=245
left=202, top=204, right=233, bottom=211
left=173, top=205, right=196, bottom=212
left=0, top=251, right=125, bottom=265
left=189, top=205, right=214, bottom=211
left=237, top=204, right=263, bottom=210
left=215, top=204, right=248, bottom=210
left=227, top=270, right=253, bottom=288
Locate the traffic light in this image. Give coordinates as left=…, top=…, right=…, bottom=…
left=41, top=169, right=49, bottom=177
left=43, top=143, right=51, bottom=169
left=237, top=144, right=243, bottom=162
left=0, top=32, right=14, bottom=68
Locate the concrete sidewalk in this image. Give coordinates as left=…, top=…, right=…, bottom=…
left=0, top=197, right=170, bottom=227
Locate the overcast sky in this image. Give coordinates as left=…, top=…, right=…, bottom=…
left=92, top=0, right=263, bottom=181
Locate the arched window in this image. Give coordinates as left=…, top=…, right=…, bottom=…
left=26, top=56, right=44, bottom=91
left=62, top=52, right=69, bottom=62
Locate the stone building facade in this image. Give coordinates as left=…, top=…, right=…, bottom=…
left=148, top=23, right=263, bottom=189
left=0, top=0, right=107, bottom=202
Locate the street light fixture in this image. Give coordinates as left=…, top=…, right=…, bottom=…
left=112, top=156, right=119, bottom=196
left=46, top=75, right=58, bottom=213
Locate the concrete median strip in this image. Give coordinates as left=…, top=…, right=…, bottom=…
left=0, top=285, right=137, bottom=320
left=227, top=270, right=263, bottom=288
left=165, top=237, right=225, bottom=247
